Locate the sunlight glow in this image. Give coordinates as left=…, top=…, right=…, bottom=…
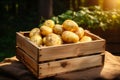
left=117, top=0, right=120, bottom=8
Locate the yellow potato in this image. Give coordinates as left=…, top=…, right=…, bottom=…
left=40, top=25, right=53, bottom=36
left=29, top=28, right=40, bottom=37
left=80, top=36, right=92, bottom=42
left=62, top=31, right=79, bottom=43
left=53, top=24, right=63, bottom=35
left=42, top=37, right=46, bottom=45
left=43, top=19, right=55, bottom=28
left=30, top=34, right=42, bottom=46
left=75, top=27, right=85, bottom=39
left=62, top=19, right=79, bottom=32
left=45, top=33, right=62, bottom=46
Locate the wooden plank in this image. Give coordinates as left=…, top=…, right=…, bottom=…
left=16, top=31, right=105, bottom=62
left=55, top=66, right=102, bottom=80
left=16, top=32, right=39, bottom=61
left=16, top=47, right=38, bottom=77
left=38, top=54, right=103, bottom=78
left=39, top=30, right=105, bottom=61
left=39, top=39, right=105, bottom=62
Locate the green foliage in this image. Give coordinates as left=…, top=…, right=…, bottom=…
left=51, top=6, right=120, bottom=31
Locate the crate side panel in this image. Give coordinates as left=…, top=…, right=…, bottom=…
left=84, top=30, right=104, bottom=40
left=39, top=40, right=105, bottom=61
left=16, top=32, right=38, bottom=61
left=38, top=54, right=102, bottom=78
left=16, top=47, right=38, bottom=77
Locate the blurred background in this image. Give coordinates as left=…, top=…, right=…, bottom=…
left=0, top=0, right=120, bottom=61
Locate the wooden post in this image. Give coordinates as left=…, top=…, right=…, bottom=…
left=38, top=0, right=53, bottom=19
left=70, top=0, right=82, bottom=11
left=85, top=0, right=99, bottom=7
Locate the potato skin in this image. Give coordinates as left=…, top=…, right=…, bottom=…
left=62, top=20, right=79, bottom=32
left=43, top=20, right=55, bottom=28
left=75, top=27, right=84, bottom=39
left=45, top=33, right=62, bottom=46
left=29, top=19, right=89, bottom=47
left=80, top=36, right=92, bottom=42
left=42, top=37, right=46, bottom=45
left=40, top=25, right=53, bottom=36
left=29, top=28, right=40, bottom=38
left=30, top=34, right=42, bottom=46
left=53, top=24, right=63, bottom=35
left=62, top=31, right=79, bottom=43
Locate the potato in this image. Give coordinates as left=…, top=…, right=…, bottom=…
left=75, top=27, right=85, bottom=39
left=42, top=37, right=46, bottom=45
left=29, top=28, right=40, bottom=37
left=45, top=33, right=62, bottom=46
left=30, top=34, right=42, bottom=46
left=53, top=24, right=63, bottom=35
left=62, top=31, right=79, bottom=43
left=43, top=19, right=55, bottom=28
left=80, top=36, right=92, bottom=42
left=40, top=25, right=53, bottom=36
left=62, top=20, right=79, bottom=32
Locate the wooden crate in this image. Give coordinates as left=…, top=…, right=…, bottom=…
left=16, top=30, right=105, bottom=79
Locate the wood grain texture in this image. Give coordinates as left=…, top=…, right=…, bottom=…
left=16, top=47, right=38, bottom=77
left=16, top=30, right=105, bottom=62
left=16, top=30, right=105, bottom=79
left=39, top=40, right=105, bottom=61
left=38, top=54, right=103, bottom=78
left=16, top=32, right=39, bottom=61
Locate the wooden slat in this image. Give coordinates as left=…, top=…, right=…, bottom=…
left=39, top=39, right=105, bottom=62
left=16, top=32, right=39, bottom=61
left=16, top=47, right=38, bottom=77
left=55, top=66, right=102, bottom=80
left=16, top=31, right=105, bottom=62
left=38, top=54, right=103, bottom=78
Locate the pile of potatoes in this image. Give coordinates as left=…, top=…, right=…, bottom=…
left=29, top=19, right=92, bottom=47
